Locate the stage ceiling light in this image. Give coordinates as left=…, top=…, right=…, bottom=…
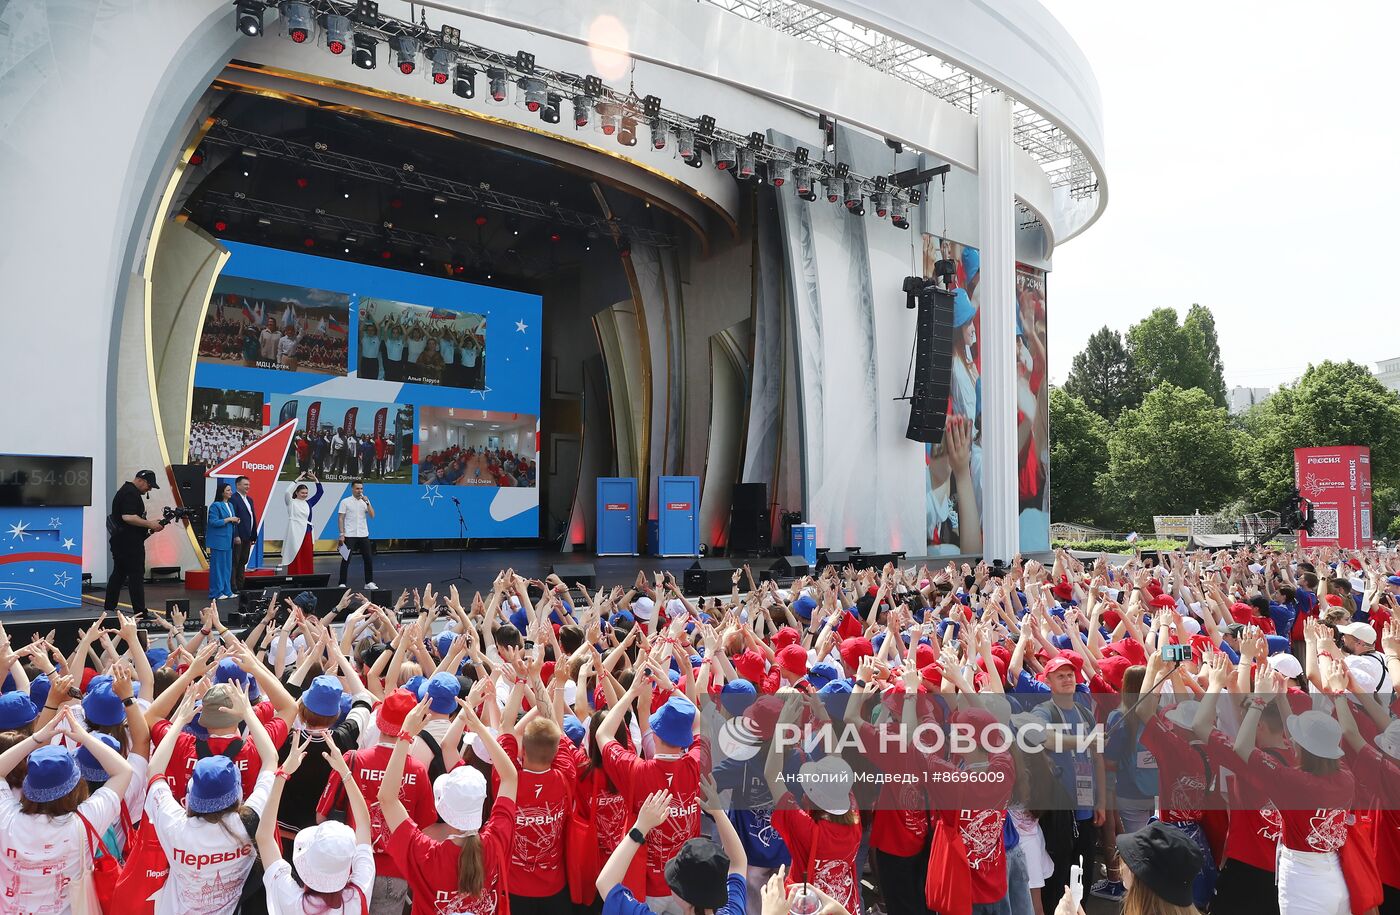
left=517, top=77, right=547, bottom=112
left=649, top=118, right=666, bottom=150
left=452, top=64, right=476, bottom=99
left=890, top=196, right=909, bottom=229
left=674, top=127, right=695, bottom=159
left=486, top=67, right=508, bottom=104
left=712, top=140, right=736, bottom=171
left=325, top=14, right=350, bottom=54
left=352, top=32, right=377, bottom=69
left=541, top=93, right=562, bottom=124
left=280, top=1, right=313, bottom=42
left=617, top=116, right=638, bottom=147
left=843, top=177, right=862, bottom=209
left=430, top=48, right=453, bottom=85
left=236, top=1, right=264, bottom=36
left=595, top=102, right=621, bottom=136
left=794, top=166, right=816, bottom=201
left=871, top=192, right=887, bottom=218
left=824, top=176, right=839, bottom=204
left=736, top=148, right=755, bottom=179
left=770, top=163, right=789, bottom=187
left=572, top=94, right=593, bottom=128
left=390, top=35, right=417, bottom=74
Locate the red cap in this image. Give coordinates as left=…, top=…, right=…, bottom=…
left=80, top=668, right=98, bottom=692
left=1042, top=656, right=1077, bottom=678
left=1146, top=580, right=1164, bottom=598
left=540, top=661, right=557, bottom=683
left=1103, top=638, right=1148, bottom=667
left=376, top=688, right=418, bottom=738
left=914, top=643, right=936, bottom=669
left=835, top=610, right=864, bottom=641
left=1349, top=558, right=1363, bottom=570
left=918, top=663, right=944, bottom=688
left=1102, top=608, right=1123, bottom=630
left=776, top=644, right=809, bottom=677
left=1099, top=655, right=1132, bottom=692
left=746, top=696, right=785, bottom=738
left=734, top=650, right=767, bottom=683
left=1325, top=594, right=1345, bottom=607
left=1229, top=602, right=1253, bottom=624
left=773, top=627, right=802, bottom=651
left=1052, top=581, right=1074, bottom=601
left=1150, top=594, right=1177, bottom=609
left=839, top=636, right=874, bottom=671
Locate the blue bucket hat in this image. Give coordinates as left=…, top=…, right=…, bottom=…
left=807, top=663, right=841, bottom=690
left=82, top=678, right=126, bottom=727
left=422, top=672, right=460, bottom=714
left=303, top=675, right=345, bottom=719
left=720, top=679, right=757, bottom=716
left=337, top=692, right=353, bottom=726
left=146, top=647, right=170, bottom=669
left=792, top=593, right=817, bottom=621
left=29, top=675, right=51, bottom=710
left=817, top=678, right=853, bottom=716
left=509, top=608, right=530, bottom=634
left=187, top=755, right=242, bottom=813
left=213, top=658, right=259, bottom=700
left=402, top=674, right=426, bottom=698
left=961, top=245, right=980, bottom=279
left=952, top=287, right=976, bottom=328
left=0, top=692, right=39, bottom=731
left=1265, top=635, right=1292, bottom=657
left=75, top=734, right=121, bottom=783
left=609, top=610, right=635, bottom=628
left=649, top=695, right=697, bottom=749
left=23, top=745, right=81, bottom=803
left=562, top=714, right=586, bottom=746
left=435, top=631, right=457, bottom=657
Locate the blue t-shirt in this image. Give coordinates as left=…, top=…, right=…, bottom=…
left=603, top=873, right=747, bottom=915
left=1268, top=601, right=1297, bottom=638
left=1104, top=709, right=1159, bottom=800
left=714, top=754, right=790, bottom=868
left=1032, top=699, right=1098, bottom=821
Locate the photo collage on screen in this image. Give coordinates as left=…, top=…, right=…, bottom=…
left=357, top=298, right=486, bottom=390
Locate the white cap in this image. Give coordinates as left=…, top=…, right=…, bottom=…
left=291, top=821, right=357, bottom=892
left=797, top=755, right=853, bottom=816
left=434, top=766, right=489, bottom=832
left=1375, top=720, right=1400, bottom=760
left=665, top=598, right=686, bottom=620
left=471, top=726, right=500, bottom=764
left=1268, top=653, right=1304, bottom=680
left=1163, top=699, right=1201, bottom=732
left=632, top=596, right=656, bottom=621
left=1180, top=617, right=1202, bottom=636
left=1338, top=622, right=1378, bottom=645
left=1287, top=710, right=1344, bottom=759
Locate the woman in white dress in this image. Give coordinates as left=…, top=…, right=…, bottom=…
left=279, top=472, right=324, bottom=576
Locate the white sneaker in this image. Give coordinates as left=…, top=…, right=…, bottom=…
left=365, top=582, right=379, bottom=590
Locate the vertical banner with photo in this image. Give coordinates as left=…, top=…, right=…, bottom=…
left=920, top=236, right=1051, bottom=555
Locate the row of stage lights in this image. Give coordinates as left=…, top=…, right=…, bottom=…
left=233, top=0, right=916, bottom=228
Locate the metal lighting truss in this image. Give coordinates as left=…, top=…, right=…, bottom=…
left=199, top=122, right=679, bottom=247
left=232, top=0, right=922, bottom=208
left=699, top=0, right=1100, bottom=199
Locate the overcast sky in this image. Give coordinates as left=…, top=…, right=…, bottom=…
left=1037, top=1, right=1400, bottom=390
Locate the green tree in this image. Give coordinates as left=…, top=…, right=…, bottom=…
left=1181, top=304, right=1228, bottom=408
left=1096, top=383, right=1241, bottom=528
left=1063, top=327, right=1142, bottom=420
left=1125, top=305, right=1228, bottom=406
left=1048, top=387, right=1110, bottom=525
left=1241, top=361, right=1400, bottom=531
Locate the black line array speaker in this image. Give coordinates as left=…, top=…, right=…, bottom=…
left=821, top=550, right=854, bottom=569
left=549, top=562, right=596, bottom=589
left=170, top=463, right=208, bottom=542
left=771, top=555, right=811, bottom=578
left=732, top=483, right=767, bottom=512
left=684, top=558, right=736, bottom=596
left=905, top=286, right=956, bottom=445
left=728, top=483, right=771, bottom=554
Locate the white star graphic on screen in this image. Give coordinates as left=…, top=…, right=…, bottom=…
left=48, top=516, right=62, bottom=529
left=1, top=598, right=13, bottom=609
left=62, top=538, right=76, bottom=551
left=515, top=320, right=528, bottom=333
left=6, top=521, right=31, bottom=541
left=53, top=572, right=72, bottom=587
left=421, top=485, right=444, bottom=507
left=469, top=385, right=494, bottom=400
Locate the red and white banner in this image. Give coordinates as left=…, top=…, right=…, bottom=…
left=1295, top=446, right=1372, bottom=550
left=373, top=407, right=388, bottom=440
left=305, top=400, right=321, bottom=433
left=342, top=407, right=358, bottom=436
left=207, top=419, right=299, bottom=540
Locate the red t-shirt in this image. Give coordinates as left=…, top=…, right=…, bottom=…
left=602, top=736, right=712, bottom=897
left=317, top=744, right=439, bottom=879
left=1348, top=744, right=1400, bottom=888
left=857, top=722, right=930, bottom=857
left=772, top=796, right=861, bottom=915
left=1248, top=747, right=1354, bottom=853
left=924, top=751, right=1015, bottom=904
left=578, top=763, right=629, bottom=863
left=1139, top=714, right=1207, bottom=824
left=151, top=704, right=289, bottom=803
left=389, top=796, right=517, bottom=915
left=492, top=733, right=577, bottom=898
left=1206, top=731, right=1292, bottom=872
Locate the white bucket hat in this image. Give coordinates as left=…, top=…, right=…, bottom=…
left=1163, top=699, right=1201, bottom=732
left=1286, top=710, right=1344, bottom=760
left=797, top=755, right=853, bottom=816
left=434, top=766, right=489, bottom=832
left=1268, top=653, right=1304, bottom=680
left=292, top=821, right=357, bottom=892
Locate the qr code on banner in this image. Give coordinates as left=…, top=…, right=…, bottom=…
left=1362, top=509, right=1372, bottom=540
left=1311, top=509, right=1340, bottom=539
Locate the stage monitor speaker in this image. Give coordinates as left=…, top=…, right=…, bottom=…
left=549, top=562, right=596, bottom=589
left=905, top=286, right=955, bottom=445
left=732, top=482, right=767, bottom=512
left=171, top=463, right=208, bottom=541
left=821, top=550, right=853, bottom=568
left=748, top=558, right=779, bottom=583
left=684, top=558, right=736, bottom=596
left=771, top=555, right=811, bottom=578
left=728, top=508, right=771, bottom=554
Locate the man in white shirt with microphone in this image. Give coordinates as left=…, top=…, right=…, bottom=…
left=337, top=479, right=378, bottom=590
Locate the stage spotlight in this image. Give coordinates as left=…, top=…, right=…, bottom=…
left=712, top=140, right=736, bottom=170
left=871, top=193, right=887, bottom=218
left=843, top=178, right=862, bottom=210
left=390, top=35, right=417, bottom=74
left=617, top=116, right=638, bottom=147
left=770, top=163, right=790, bottom=187
left=303, top=237, right=315, bottom=248
left=890, top=196, right=910, bottom=229
left=684, top=151, right=704, bottom=168
left=674, top=128, right=695, bottom=159
left=352, top=32, right=377, bottom=69
left=572, top=94, right=593, bottom=128
left=736, top=148, right=756, bottom=180
left=596, top=102, right=621, bottom=136
left=824, top=176, right=839, bottom=204
left=516, top=77, right=547, bottom=112
left=474, top=214, right=488, bottom=226
left=280, top=1, right=312, bottom=42
left=430, top=48, right=453, bottom=84
left=541, top=93, right=562, bottom=124
left=486, top=67, right=508, bottom=103
left=236, top=1, right=264, bottom=36
left=794, top=166, right=817, bottom=201
left=214, top=220, right=228, bottom=233
left=324, top=14, right=350, bottom=54
left=452, top=63, right=476, bottom=99
left=650, top=118, right=667, bottom=150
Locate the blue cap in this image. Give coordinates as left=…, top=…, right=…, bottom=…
left=213, top=658, right=259, bottom=700
left=75, top=734, right=121, bottom=783
left=562, top=714, right=586, bottom=746
left=187, top=755, right=242, bottom=814
left=1265, top=635, right=1291, bottom=657
left=337, top=692, right=353, bottom=726
left=648, top=695, right=697, bottom=749
left=303, top=675, right=345, bottom=719
left=937, top=619, right=961, bottom=641
left=952, top=287, right=976, bottom=328
left=667, top=668, right=682, bottom=685
left=146, top=648, right=170, bottom=669
left=509, top=608, right=530, bottom=634
left=720, top=680, right=757, bottom=716
left=0, top=692, right=39, bottom=730
left=22, top=745, right=81, bottom=803
left=807, top=663, right=841, bottom=690
left=422, top=672, right=460, bottom=714
left=29, top=675, right=50, bottom=710
left=435, top=631, right=457, bottom=657
left=1051, top=634, right=1073, bottom=651
left=1388, top=576, right=1400, bottom=587
left=792, top=594, right=817, bottom=620
left=82, top=678, right=126, bottom=727
left=961, top=246, right=980, bottom=279
left=817, top=679, right=854, bottom=717
left=609, top=610, right=635, bottom=628
left=402, top=674, right=426, bottom=697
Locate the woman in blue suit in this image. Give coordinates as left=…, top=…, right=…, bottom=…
left=206, top=482, right=238, bottom=599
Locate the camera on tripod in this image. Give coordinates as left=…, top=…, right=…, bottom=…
left=162, top=505, right=198, bottom=524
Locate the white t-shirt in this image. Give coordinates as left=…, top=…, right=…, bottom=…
left=262, top=845, right=375, bottom=915
left=0, top=784, right=121, bottom=915
left=338, top=497, right=371, bottom=538
left=147, top=770, right=274, bottom=915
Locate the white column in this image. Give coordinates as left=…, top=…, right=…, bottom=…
left=977, top=91, right=1019, bottom=562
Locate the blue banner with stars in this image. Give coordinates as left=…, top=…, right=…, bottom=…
left=0, top=507, right=83, bottom=611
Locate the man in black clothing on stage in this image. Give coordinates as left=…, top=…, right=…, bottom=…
left=105, top=469, right=171, bottom=616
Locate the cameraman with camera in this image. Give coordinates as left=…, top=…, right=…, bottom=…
left=104, top=468, right=171, bottom=618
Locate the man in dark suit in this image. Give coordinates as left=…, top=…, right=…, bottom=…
left=231, top=474, right=258, bottom=592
